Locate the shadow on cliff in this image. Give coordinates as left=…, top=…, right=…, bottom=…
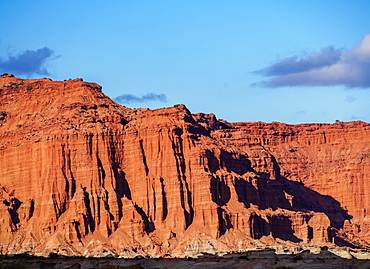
left=277, top=176, right=352, bottom=229
left=232, top=173, right=355, bottom=246
left=277, top=176, right=357, bottom=248
left=239, top=173, right=356, bottom=247
left=206, top=149, right=251, bottom=175
left=208, top=149, right=355, bottom=247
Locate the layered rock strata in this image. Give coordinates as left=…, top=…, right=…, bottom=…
left=0, top=74, right=369, bottom=257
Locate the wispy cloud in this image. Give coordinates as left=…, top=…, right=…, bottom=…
left=350, top=115, right=362, bottom=121
left=114, top=93, right=167, bottom=104
left=0, top=47, right=55, bottom=76
left=295, top=110, right=306, bottom=115
left=345, top=95, right=357, bottom=103
left=254, top=34, right=370, bottom=88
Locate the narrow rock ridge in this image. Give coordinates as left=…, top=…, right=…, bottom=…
left=0, top=74, right=369, bottom=257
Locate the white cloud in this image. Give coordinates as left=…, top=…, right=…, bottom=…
left=254, top=34, right=370, bottom=88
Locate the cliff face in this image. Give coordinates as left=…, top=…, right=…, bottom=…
left=213, top=121, right=370, bottom=246
left=0, top=75, right=369, bottom=257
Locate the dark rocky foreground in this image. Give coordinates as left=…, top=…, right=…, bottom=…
left=1, top=254, right=370, bottom=269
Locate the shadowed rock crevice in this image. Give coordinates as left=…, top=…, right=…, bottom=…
left=183, top=180, right=194, bottom=229
left=134, top=203, right=155, bottom=234
left=139, top=139, right=149, bottom=176
left=170, top=129, right=194, bottom=228
left=206, top=150, right=220, bottom=173
left=217, top=207, right=233, bottom=236
left=250, top=213, right=270, bottom=239
left=81, top=187, right=95, bottom=234
left=268, top=215, right=302, bottom=243
left=220, top=150, right=252, bottom=176
left=61, top=144, right=76, bottom=199
left=108, top=140, right=132, bottom=221
left=159, top=178, right=168, bottom=221
left=27, top=199, right=35, bottom=220
left=96, top=156, right=106, bottom=186
left=7, top=198, right=22, bottom=231
left=234, top=177, right=260, bottom=208
left=205, top=149, right=254, bottom=176
left=234, top=176, right=291, bottom=210
left=210, top=176, right=231, bottom=206
left=115, top=170, right=131, bottom=200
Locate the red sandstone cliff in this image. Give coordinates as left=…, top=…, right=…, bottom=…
left=0, top=74, right=369, bottom=257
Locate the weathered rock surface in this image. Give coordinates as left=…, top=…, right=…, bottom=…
left=0, top=74, right=369, bottom=257
left=212, top=120, right=370, bottom=247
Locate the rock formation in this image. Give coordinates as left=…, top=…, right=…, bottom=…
left=0, top=74, right=369, bottom=257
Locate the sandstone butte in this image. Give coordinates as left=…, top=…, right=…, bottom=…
left=0, top=74, right=369, bottom=258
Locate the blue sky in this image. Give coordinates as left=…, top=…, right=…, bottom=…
left=1, top=1, right=370, bottom=124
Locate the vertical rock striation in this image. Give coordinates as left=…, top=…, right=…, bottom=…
left=0, top=74, right=369, bottom=257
